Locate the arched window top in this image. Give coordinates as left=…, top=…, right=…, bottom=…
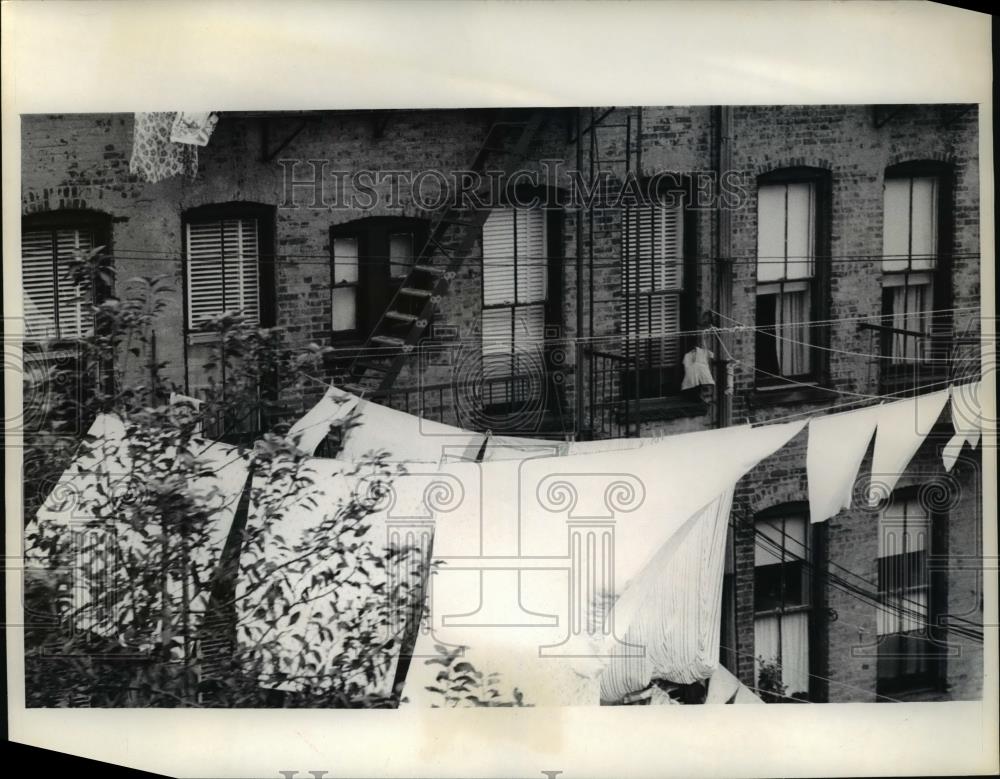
left=757, top=165, right=831, bottom=186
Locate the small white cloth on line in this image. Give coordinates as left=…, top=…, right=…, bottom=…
left=287, top=386, right=359, bottom=455
left=942, top=382, right=981, bottom=471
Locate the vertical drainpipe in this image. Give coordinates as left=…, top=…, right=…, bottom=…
left=575, top=108, right=586, bottom=438
left=714, top=105, right=739, bottom=678
left=714, top=105, right=734, bottom=430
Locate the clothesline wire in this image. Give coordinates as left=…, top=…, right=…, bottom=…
left=57, top=248, right=985, bottom=266
left=715, top=643, right=908, bottom=704
left=747, top=522, right=983, bottom=643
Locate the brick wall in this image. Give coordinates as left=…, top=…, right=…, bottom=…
left=20, top=105, right=983, bottom=702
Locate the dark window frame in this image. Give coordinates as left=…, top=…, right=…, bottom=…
left=620, top=178, right=699, bottom=400
left=879, top=161, right=954, bottom=386
left=753, top=167, right=832, bottom=391
left=875, top=486, right=948, bottom=696
left=478, top=196, right=565, bottom=416
left=329, top=215, right=431, bottom=343
left=752, top=501, right=825, bottom=702
left=21, top=209, right=114, bottom=346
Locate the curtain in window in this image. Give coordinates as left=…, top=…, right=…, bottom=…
left=754, top=611, right=809, bottom=698
left=777, top=286, right=810, bottom=376
left=888, top=280, right=931, bottom=363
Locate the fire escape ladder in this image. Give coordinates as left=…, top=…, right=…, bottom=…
left=343, top=109, right=547, bottom=396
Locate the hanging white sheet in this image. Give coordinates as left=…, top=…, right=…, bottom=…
left=28, top=414, right=249, bottom=643
left=235, top=456, right=436, bottom=698
left=868, top=389, right=950, bottom=505
left=401, top=419, right=806, bottom=706
left=287, top=387, right=359, bottom=455
left=806, top=402, right=883, bottom=523
left=327, top=385, right=485, bottom=464
left=598, top=489, right=734, bottom=702
left=942, top=382, right=982, bottom=471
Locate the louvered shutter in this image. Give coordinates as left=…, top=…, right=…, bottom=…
left=623, top=202, right=684, bottom=366
left=516, top=209, right=547, bottom=304
left=483, top=209, right=516, bottom=305
left=186, top=217, right=260, bottom=328
left=21, top=227, right=96, bottom=340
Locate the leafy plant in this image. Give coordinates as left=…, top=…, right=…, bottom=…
left=22, top=258, right=425, bottom=708
left=422, top=644, right=528, bottom=707
left=755, top=657, right=789, bottom=704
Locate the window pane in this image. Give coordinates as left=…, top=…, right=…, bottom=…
left=331, top=286, right=356, bottom=331
left=389, top=233, right=414, bottom=279
left=333, top=237, right=359, bottom=285
left=882, top=177, right=911, bottom=273
left=754, top=611, right=809, bottom=698
left=785, top=182, right=815, bottom=280
left=756, top=184, right=785, bottom=282
left=909, top=176, right=938, bottom=270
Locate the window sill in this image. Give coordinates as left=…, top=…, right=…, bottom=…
left=752, top=381, right=830, bottom=406
left=616, top=396, right=708, bottom=423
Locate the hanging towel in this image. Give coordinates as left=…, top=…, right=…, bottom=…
left=287, top=386, right=359, bottom=455
left=598, top=489, right=734, bottom=702
left=681, top=347, right=715, bottom=390
left=169, top=111, right=219, bottom=146
left=942, top=382, right=982, bottom=471
left=704, top=664, right=764, bottom=704
left=130, top=112, right=199, bottom=183
left=806, top=402, right=883, bottom=523
left=868, top=389, right=951, bottom=505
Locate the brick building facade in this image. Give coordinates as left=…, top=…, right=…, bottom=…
left=19, top=104, right=983, bottom=702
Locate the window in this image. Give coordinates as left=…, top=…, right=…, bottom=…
left=184, top=204, right=275, bottom=331
left=755, top=174, right=825, bottom=386
left=881, top=166, right=949, bottom=370
left=876, top=493, right=941, bottom=693
left=621, top=193, right=691, bottom=398
left=754, top=510, right=811, bottom=700
left=21, top=212, right=110, bottom=341
left=481, top=207, right=547, bottom=383
left=329, top=217, right=428, bottom=338
left=331, top=236, right=359, bottom=332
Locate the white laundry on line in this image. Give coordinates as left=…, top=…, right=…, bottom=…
left=942, top=382, right=982, bottom=472
left=806, top=402, right=883, bottom=523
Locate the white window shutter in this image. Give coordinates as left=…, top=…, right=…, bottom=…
left=757, top=184, right=786, bottom=282
left=483, top=208, right=516, bottom=305
left=22, top=231, right=59, bottom=339
left=186, top=217, right=261, bottom=328
left=516, top=209, right=547, bottom=304
left=21, top=227, right=95, bottom=340
left=481, top=306, right=513, bottom=377
left=909, top=176, right=938, bottom=271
